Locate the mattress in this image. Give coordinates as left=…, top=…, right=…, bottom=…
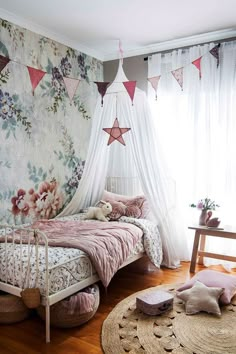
left=0, top=220, right=144, bottom=296
left=0, top=213, right=162, bottom=296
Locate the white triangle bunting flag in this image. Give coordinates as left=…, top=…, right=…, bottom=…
left=148, top=76, right=161, bottom=99
left=171, top=67, right=183, bottom=90
left=63, top=77, right=80, bottom=103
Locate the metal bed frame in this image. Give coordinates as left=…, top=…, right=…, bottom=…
left=0, top=224, right=144, bottom=343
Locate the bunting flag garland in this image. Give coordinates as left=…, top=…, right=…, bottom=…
left=63, top=77, right=80, bottom=103
left=0, top=42, right=222, bottom=101
left=0, top=55, right=10, bottom=72
left=148, top=76, right=161, bottom=100
left=123, top=81, right=136, bottom=105
left=94, top=82, right=110, bottom=106
left=103, top=118, right=131, bottom=146
left=27, top=66, right=46, bottom=95
left=192, top=57, right=202, bottom=79
left=209, top=43, right=221, bottom=68
left=171, top=68, right=184, bottom=90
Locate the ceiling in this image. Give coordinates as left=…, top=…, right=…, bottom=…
left=0, top=0, right=236, bottom=61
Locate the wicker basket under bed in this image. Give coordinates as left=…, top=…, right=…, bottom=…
left=0, top=291, right=30, bottom=324
left=37, top=284, right=100, bottom=328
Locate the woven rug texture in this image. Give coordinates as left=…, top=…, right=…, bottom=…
left=101, top=283, right=236, bottom=354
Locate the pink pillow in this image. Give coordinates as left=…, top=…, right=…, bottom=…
left=177, top=270, right=236, bottom=305
left=103, top=190, right=150, bottom=219
left=108, top=201, right=127, bottom=221
left=123, top=196, right=145, bottom=218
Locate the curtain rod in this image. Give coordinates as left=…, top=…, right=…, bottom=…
left=143, top=36, right=236, bottom=61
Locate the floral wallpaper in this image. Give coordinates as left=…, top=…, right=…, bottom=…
left=0, top=19, right=103, bottom=224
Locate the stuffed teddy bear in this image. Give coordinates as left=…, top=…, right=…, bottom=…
left=83, top=200, right=112, bottom=222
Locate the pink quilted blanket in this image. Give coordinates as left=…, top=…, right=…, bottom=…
left=32, top=219, right=143, bottom=287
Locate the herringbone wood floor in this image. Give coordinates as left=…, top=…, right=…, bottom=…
left=0, top=258, right=235, bottom=354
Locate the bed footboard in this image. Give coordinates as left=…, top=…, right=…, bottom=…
left=0, top=223, right=98, bottom=343
left=0, top=224, right=49, bottom=296
left=0, top=224, right=50, bottom=340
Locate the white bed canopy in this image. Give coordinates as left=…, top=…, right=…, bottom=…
left=58, top=61, right=189, bottom=268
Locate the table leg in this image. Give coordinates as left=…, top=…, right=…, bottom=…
left=198, top=234, right=206, bottom=265
left=190, top=230, right=201, bottom=273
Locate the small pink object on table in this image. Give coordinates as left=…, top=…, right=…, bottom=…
left=136, top=290, right=174, bottom=315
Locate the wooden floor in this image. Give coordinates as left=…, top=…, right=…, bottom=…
left=0, top=258, right=235, bottom=354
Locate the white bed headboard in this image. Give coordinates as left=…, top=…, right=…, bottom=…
left=105, top=176, right=143, bottom=196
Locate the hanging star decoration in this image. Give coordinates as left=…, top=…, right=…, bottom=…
left=103, top=118, right=131, bottom=146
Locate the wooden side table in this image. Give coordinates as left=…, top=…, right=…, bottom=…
left=189, top=225, right=236, bottom=273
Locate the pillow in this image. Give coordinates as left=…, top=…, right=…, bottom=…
left=177, top=281, right=224, bottom=315
left=123, top=196, right=146, bottom=218
left=108, top=201, right=127, bottom=221
left=103, top=190, right=150, bottom=219
left=177, top=270, right=236, bottom=305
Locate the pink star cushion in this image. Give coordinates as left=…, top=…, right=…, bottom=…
left=177, top=281, right=224, bottom=315
left=177, top=270, right=236, bottom=305
left=103, top=190, right=150, bottom=219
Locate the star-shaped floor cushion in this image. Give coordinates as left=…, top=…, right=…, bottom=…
left=177, top=281, right=224, bottom=315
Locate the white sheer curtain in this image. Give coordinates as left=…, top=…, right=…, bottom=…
left=58, top=62, right=190, bottom=268
left=148, top=40, right=236, bottom=269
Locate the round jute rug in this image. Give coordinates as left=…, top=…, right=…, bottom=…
left=101, top=283, right=236, bottom=354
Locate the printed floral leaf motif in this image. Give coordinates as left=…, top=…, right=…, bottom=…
left=1, top=20, right=25, bottom=49
left=45, top=58, right=54, bottom=74
left=55, top=125, right=85, bottom=204
left=27, top=163, right=48, bottom=190
left=0, top=89, right=31, bottom=138
left=60, top=56, right=72, bottom=77
left=0, top=69, right=10, bottom=86
left=73, top=94, right=90, bottom=119
left=12, top=94, right=19, bottom=102
left=38, top=37, right=48, bottom=49
left=77, top=53, right=90, bottom=83
left=38, top=37, right=59, bottom=56
left=0, top=160, right=11, bottom=168
left=10, top=180, right=63, bottom=221
left=66, top=48, right=77, bottom=58
left=46, top=62, right=68, bottom=113
left=45, top=81, right=51, bottom=88
left=2, top=121, right=8, bottom=130
left=0, top=189, right=14, bottom=201
left=0, top=41, right=9, bottom=57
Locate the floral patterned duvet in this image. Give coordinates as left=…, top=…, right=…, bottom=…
left=0, top=214, right=162, bottom=296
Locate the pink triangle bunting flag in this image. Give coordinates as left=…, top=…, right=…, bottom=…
left=209, top=43, right=221, bottom=68
left=192, top=57, right=202, bottom=79
left=171, top=68, right=183, bottom=90
left=27, top=66, right=46, bottom=95
left=123, top=81, right=136, bottom=105
left=103, top=118, right=131, bottom=146
left=94, top=82, right=110, bottom=107
left=148, top=76, right=161, bottom=100
left=63, top=77, right=80, bottom=103
left=0, top=55, right=10, bottom=72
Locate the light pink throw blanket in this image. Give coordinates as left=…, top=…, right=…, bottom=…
left=32, top=219, right=143, bottom=287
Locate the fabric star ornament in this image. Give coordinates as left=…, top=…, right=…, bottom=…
left=177, top=281, right=224, bottom=315
left=103, top=118, right=131, bottom=146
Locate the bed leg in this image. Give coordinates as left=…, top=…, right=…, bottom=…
left=45, top=303, right=50, bottom=343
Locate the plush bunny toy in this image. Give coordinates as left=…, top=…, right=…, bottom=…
left=83, top=200, right=112, bottom=222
